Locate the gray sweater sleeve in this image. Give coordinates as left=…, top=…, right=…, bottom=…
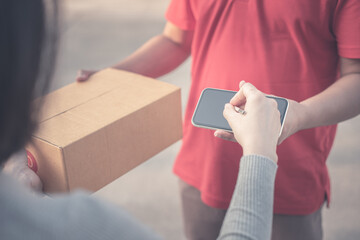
left=0, top=172, right=162, bottom=240
left=217, top=155, right=278, bottom=240
left=1, top=154, right=276, bottom=240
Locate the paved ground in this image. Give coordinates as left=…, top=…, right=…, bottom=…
left=57, top=1, right=360, bottom=239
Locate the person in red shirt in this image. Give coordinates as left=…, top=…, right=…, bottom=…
left=78, top=0, right=358, bottom=239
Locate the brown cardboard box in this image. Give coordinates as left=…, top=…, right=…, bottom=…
left=26, top=69, right=182, bottom=193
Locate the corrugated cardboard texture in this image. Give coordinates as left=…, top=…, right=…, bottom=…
left=28, top=69, right=182, bottom=192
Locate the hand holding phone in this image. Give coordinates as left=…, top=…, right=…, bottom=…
left=222, top=82, right=282, bottom=161
left=192, top=87, right=288, bottom=136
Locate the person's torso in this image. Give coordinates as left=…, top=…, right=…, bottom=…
left=174, top=0, right=339, bottom=213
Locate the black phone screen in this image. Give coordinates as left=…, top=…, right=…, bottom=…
left=192, top=88, right=288, bottom=132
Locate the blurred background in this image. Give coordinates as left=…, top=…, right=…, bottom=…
left=55, top=0, right=360, bottom=239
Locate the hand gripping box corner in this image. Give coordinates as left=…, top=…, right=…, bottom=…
left=26, top=69, right=182, bottom=193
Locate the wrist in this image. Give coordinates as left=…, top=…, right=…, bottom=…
left=296, top=101, right=312, bottom=131
left=286, top=99, right=311, bottom=135
left=243, top=145, right=278, bottom=163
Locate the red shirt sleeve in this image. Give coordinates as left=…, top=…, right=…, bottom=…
left=334, top=0, right=360, bottom=58
left=165, top=0, right=196, bottom=31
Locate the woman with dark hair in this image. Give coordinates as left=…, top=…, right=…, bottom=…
left=0, top=1, right=282, bottom=239
left=0, top=1, right=159, bottom=239
left=0, top=0, right=52, bottom=163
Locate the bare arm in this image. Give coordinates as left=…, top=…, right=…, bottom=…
left=112, top=22, right=193, bottom=78
left=215, top=58, right=360, bottom=144
left=77, top=22, right=193, bottom=81
left=301, top=58, right=360, bottom=127
left=279, top=57, right=360, bottom=143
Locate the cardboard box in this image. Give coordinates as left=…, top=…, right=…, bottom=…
left=26, top=69, right=182, bottom=193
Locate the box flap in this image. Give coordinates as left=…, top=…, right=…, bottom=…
left=33, top=69, right=180, bottom=147
left=36, top=69, right=158, bottom=122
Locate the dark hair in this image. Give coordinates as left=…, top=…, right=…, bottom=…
left=0, top=0, right=59, bottom=164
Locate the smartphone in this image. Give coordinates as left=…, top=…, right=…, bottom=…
left=191, top=88, right=289, bottom=135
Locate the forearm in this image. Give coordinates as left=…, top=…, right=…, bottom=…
left=299, top=73, right=360, bottom=130
left=111, top=34, right=190, bottom=78
left=218, top=155, right=277, bottom=240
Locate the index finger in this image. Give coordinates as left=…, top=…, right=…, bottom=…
left=230, top=82, right=259, bottom=106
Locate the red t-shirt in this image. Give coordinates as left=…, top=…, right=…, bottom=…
left=166, top=0, right=360, bottom=215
